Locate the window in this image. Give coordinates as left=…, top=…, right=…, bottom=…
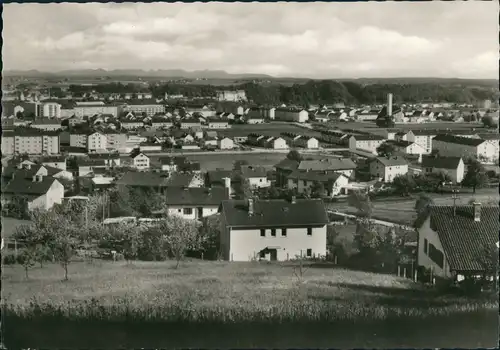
left=428, top=243, right=444, bottom=268
left=281, top=229, right=287, bottom=237
left=303, top=180, right=307, bottom=186
left=178, top=209, right=182, bottom=213
left=423, top=238, right=428, bottom=254
left=260, top=229, right=265, bottom=237
left=306, top=249, right=312, bottom=257
left=271, top=229, right=276, bottom=237
left=307, top=228, right=312, bottom=236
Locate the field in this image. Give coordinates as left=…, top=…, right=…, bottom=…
left=327, top=188, right=500, bottom=224
left=2, top=261, right=498, bottom=348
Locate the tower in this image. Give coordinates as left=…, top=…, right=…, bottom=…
left=387, top=93, right=393, bottom=117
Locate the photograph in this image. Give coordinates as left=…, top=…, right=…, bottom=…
left=1, top=1, right=499, bottom=348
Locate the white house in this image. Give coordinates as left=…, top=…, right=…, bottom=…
left=286, top=170, right=349, bottom=198
left=416, top=203, right=499, bottom=280
left=266, top=137, right=288, bottom=150
left=432, top=134, right=498, bottom=163
left=131, top=152, right=150, bottom=170
left=385, top=139, right=426, bottom=162
left=165, top=187, right=229, bottom=220
left=369, top=156, right=409, bottom=182
left=2, top=173, right=65, bottom=211
left=207, top=118, right=230, bottom=129
left=87, top=132, right=108, bottom=152
left=348, top=135, right=386, bottom=155
left=274, top=108, right=309, bottom=123
left=241, top=165, right=270, bottom=188
left=139, top=143, right=162, bottom=152
left=421, top=155, right=465, bottom=184
left=218, top=137, right=234, bottom=150
left=219, top=198, right=330, bottom=261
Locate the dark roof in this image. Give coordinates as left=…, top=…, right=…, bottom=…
left=432, top=134, right=486, bottom=146
left=421, top=155, right=462, bottom=169
left=78, top=159, right=106, bottom=167
left=2, top=176, right=57, bottom=195
left=44, top=165, right=65, bottom=176
left=115, top=171, right=171, bottom=187
left=424, top=205, right=500, bottom=272
left=180, top=118, right=200, bottom=124
left=165, top=173, right=194, bottom=188
left=221, top=198, right=329, bottom=228
left=375, top=156, right=408, bottom=167
left=287, top=170, right=345, bottom=183
left=12, top=165, right=46, bottom=179
left=206, top=170, right=234, bottom=186
left=351, top=134, right=385, bottom=141
left=241, top=165, right=267, bottom=178
left=41, top=155, right=66, bottom=163
left=274, top=158, right=300, bottom=171
left=377, top=105, right=402, bottom=118
left=88, top=153, right=120, bottom=160
left=298, top=158, right=357, bottom=171
left=386, top=140, right=414, bottom=148
left=165, top=187, right=229, bottom=206
left=477, top=133, right=500, bottom=140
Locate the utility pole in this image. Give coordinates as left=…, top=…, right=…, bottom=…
left=452, top=189, right=459, bottom=216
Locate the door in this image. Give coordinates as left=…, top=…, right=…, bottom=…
left=269, top=249, right=278, bottom=261
left=197, top=207, right=203, bottom=219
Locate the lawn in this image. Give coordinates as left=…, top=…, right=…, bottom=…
left=2, top=260, right=497, bottom=348
left=1, top=217, right=32, bottom=239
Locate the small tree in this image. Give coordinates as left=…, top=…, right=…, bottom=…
left=286, top=149, right=303, bottom=162
left=198, top=215, right=222, bottom=260
left=19, top=246, right=37, bottom=280
left=376, top=142, right=396, bottom=157
left=233, top=173, right=253, bottom=199
left=392, top=175, right=416, bottom=196
left=462, top=158, right=488, bottom=193
left=482, top=115, right=498, bottom=129
left=161, top=216, right=203, bottom=268
left=348, top=190, right=373, bottom=219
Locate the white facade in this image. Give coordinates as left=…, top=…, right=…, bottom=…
left=417, top=217, right=451, bottom=278
left=218, top=137, right=234, bottom=150
left=369, top=160, right=409, bottom=183
left=38, top=102, right=62, bottom=119
left=287, top=175, right=349, bottom=198
left=274, top=109, right=309, bottom=123
left=168, top=206, right=219, bottom=220
left=70, top=133, right=88, bottom=148
left=132, top=153, right=150, bottom=170
left=268, top=137, right=288, bottom=150
left=74, top=105, right=121, bottom=118
left=222, top=225, right=327, bottom=261
left=432, top=140, right=497, bottom=163
left=248, top=176, right=271, bottom=189
left=87, top=132, right=108, bottom=152
left=423, top=159, right=465, bottom=184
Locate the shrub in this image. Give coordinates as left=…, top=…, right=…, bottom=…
left=2, top=253, right=17, bottom=265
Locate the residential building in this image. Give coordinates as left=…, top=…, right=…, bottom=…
left=139, top=142, right=162, bottom=152
left=121, top=120, right=144, bottom=130
left=421, top=155, right=465, bottom=183
left=216, top=90, right=247, bottom=102
left=241, top=165, right=270, bottom=188
left=274, top=158, right=300, bottom=187
left=123, top=100, right=165, bottom=116
left=165, top=187, right=229, bottom=220
left=274, top=108, right=309, bottom=123
left=104, top=131, right=127, bottom=152
left=115, top=171, right=171, bottom=192
left=30, top=119, right=62, bottom=131
left=207, top=118, right=230, bottom=129
left=286, top=170, right=349, bottom=198
left=77, top=159, right=107, bottom=177
left=246, top=115, right=265, bottom=124
left=88, top=153, right=121, bottom=167
left=219, top=198, right=329, bottom=261
left=432, top=134, right=497, bottom=163
left=416, top=204, right=499, bottom=280
left=385, top=139, right=426, bottom=160
left=87, top=131, right=108, bottom=152
left=180, top=118, right=201, bottom=129
left=37, top=102, right=61, bottom=119
left=369, top=156, right=409, bottom=182
left=41, top=155, right=67, bottom=171
left=74, top=104, right=121, bottom=118
left=297, top=158, right=357, bottom=178
left=218, top=137, right=234, bottom=150
left=265, top=136, right=288, bottom=149
left=1, top=172, right=65, bottom=211
left=348, top=134, right=386, bottom=154
left=1, top=128, right=60, bottom=156
left=396, top=130, right=434, bottom=154
left=151, top=117, right=173, bottom=129
left=69, top=132, right=90, bottom=149
left=130, top=152, right=150, bottom=170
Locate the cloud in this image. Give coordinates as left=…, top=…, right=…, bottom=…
left=2, top=2, right=498, bottom=78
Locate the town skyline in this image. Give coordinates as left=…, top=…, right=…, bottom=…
left=3, top=2, right=498, bottom=79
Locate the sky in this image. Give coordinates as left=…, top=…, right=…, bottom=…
left=2, top=2, right=498, bottom=79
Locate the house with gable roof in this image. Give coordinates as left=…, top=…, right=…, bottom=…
left=219, top=197, right=329, bottom=261
left=421, top=155, right=465, bottom=183
left=416, top=203, right=499, bottom=281
left=369, top=156, right=408, bottom=182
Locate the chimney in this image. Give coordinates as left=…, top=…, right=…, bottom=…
left=223, top=177, right=232, bottom=197
left=473, top=202, right=481, bottom=222
left=248, top=198, right=254, bottom=216
left=387, top=93, right=393, bottom=117
left=291, top=195, right=296, bottom=204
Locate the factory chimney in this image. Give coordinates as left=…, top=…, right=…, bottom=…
left=387, top=93, right=393, bottom=117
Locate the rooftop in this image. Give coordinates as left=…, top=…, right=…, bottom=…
left=432, top=134, right=485, bottom=146
left=220, top=198, right=329, bottom=228
left=165, top=187, right=229, bottom=206
left=375, top=156, right=408, bottom=167
left=421, top=155, right=462, bottom=170
left=298, top=158, right=357, bottom=171
left=422, top=205, right=500, bottom=272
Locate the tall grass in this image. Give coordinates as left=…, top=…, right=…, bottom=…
left=3, top=261, right=497, bottom=325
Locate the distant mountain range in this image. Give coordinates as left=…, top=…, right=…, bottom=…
left=3, top=69, right=497, bottom=87
left=2, top=69, right=273, bottom=80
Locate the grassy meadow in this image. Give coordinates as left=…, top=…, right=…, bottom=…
left=2, top=260, right=498, bottom=347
